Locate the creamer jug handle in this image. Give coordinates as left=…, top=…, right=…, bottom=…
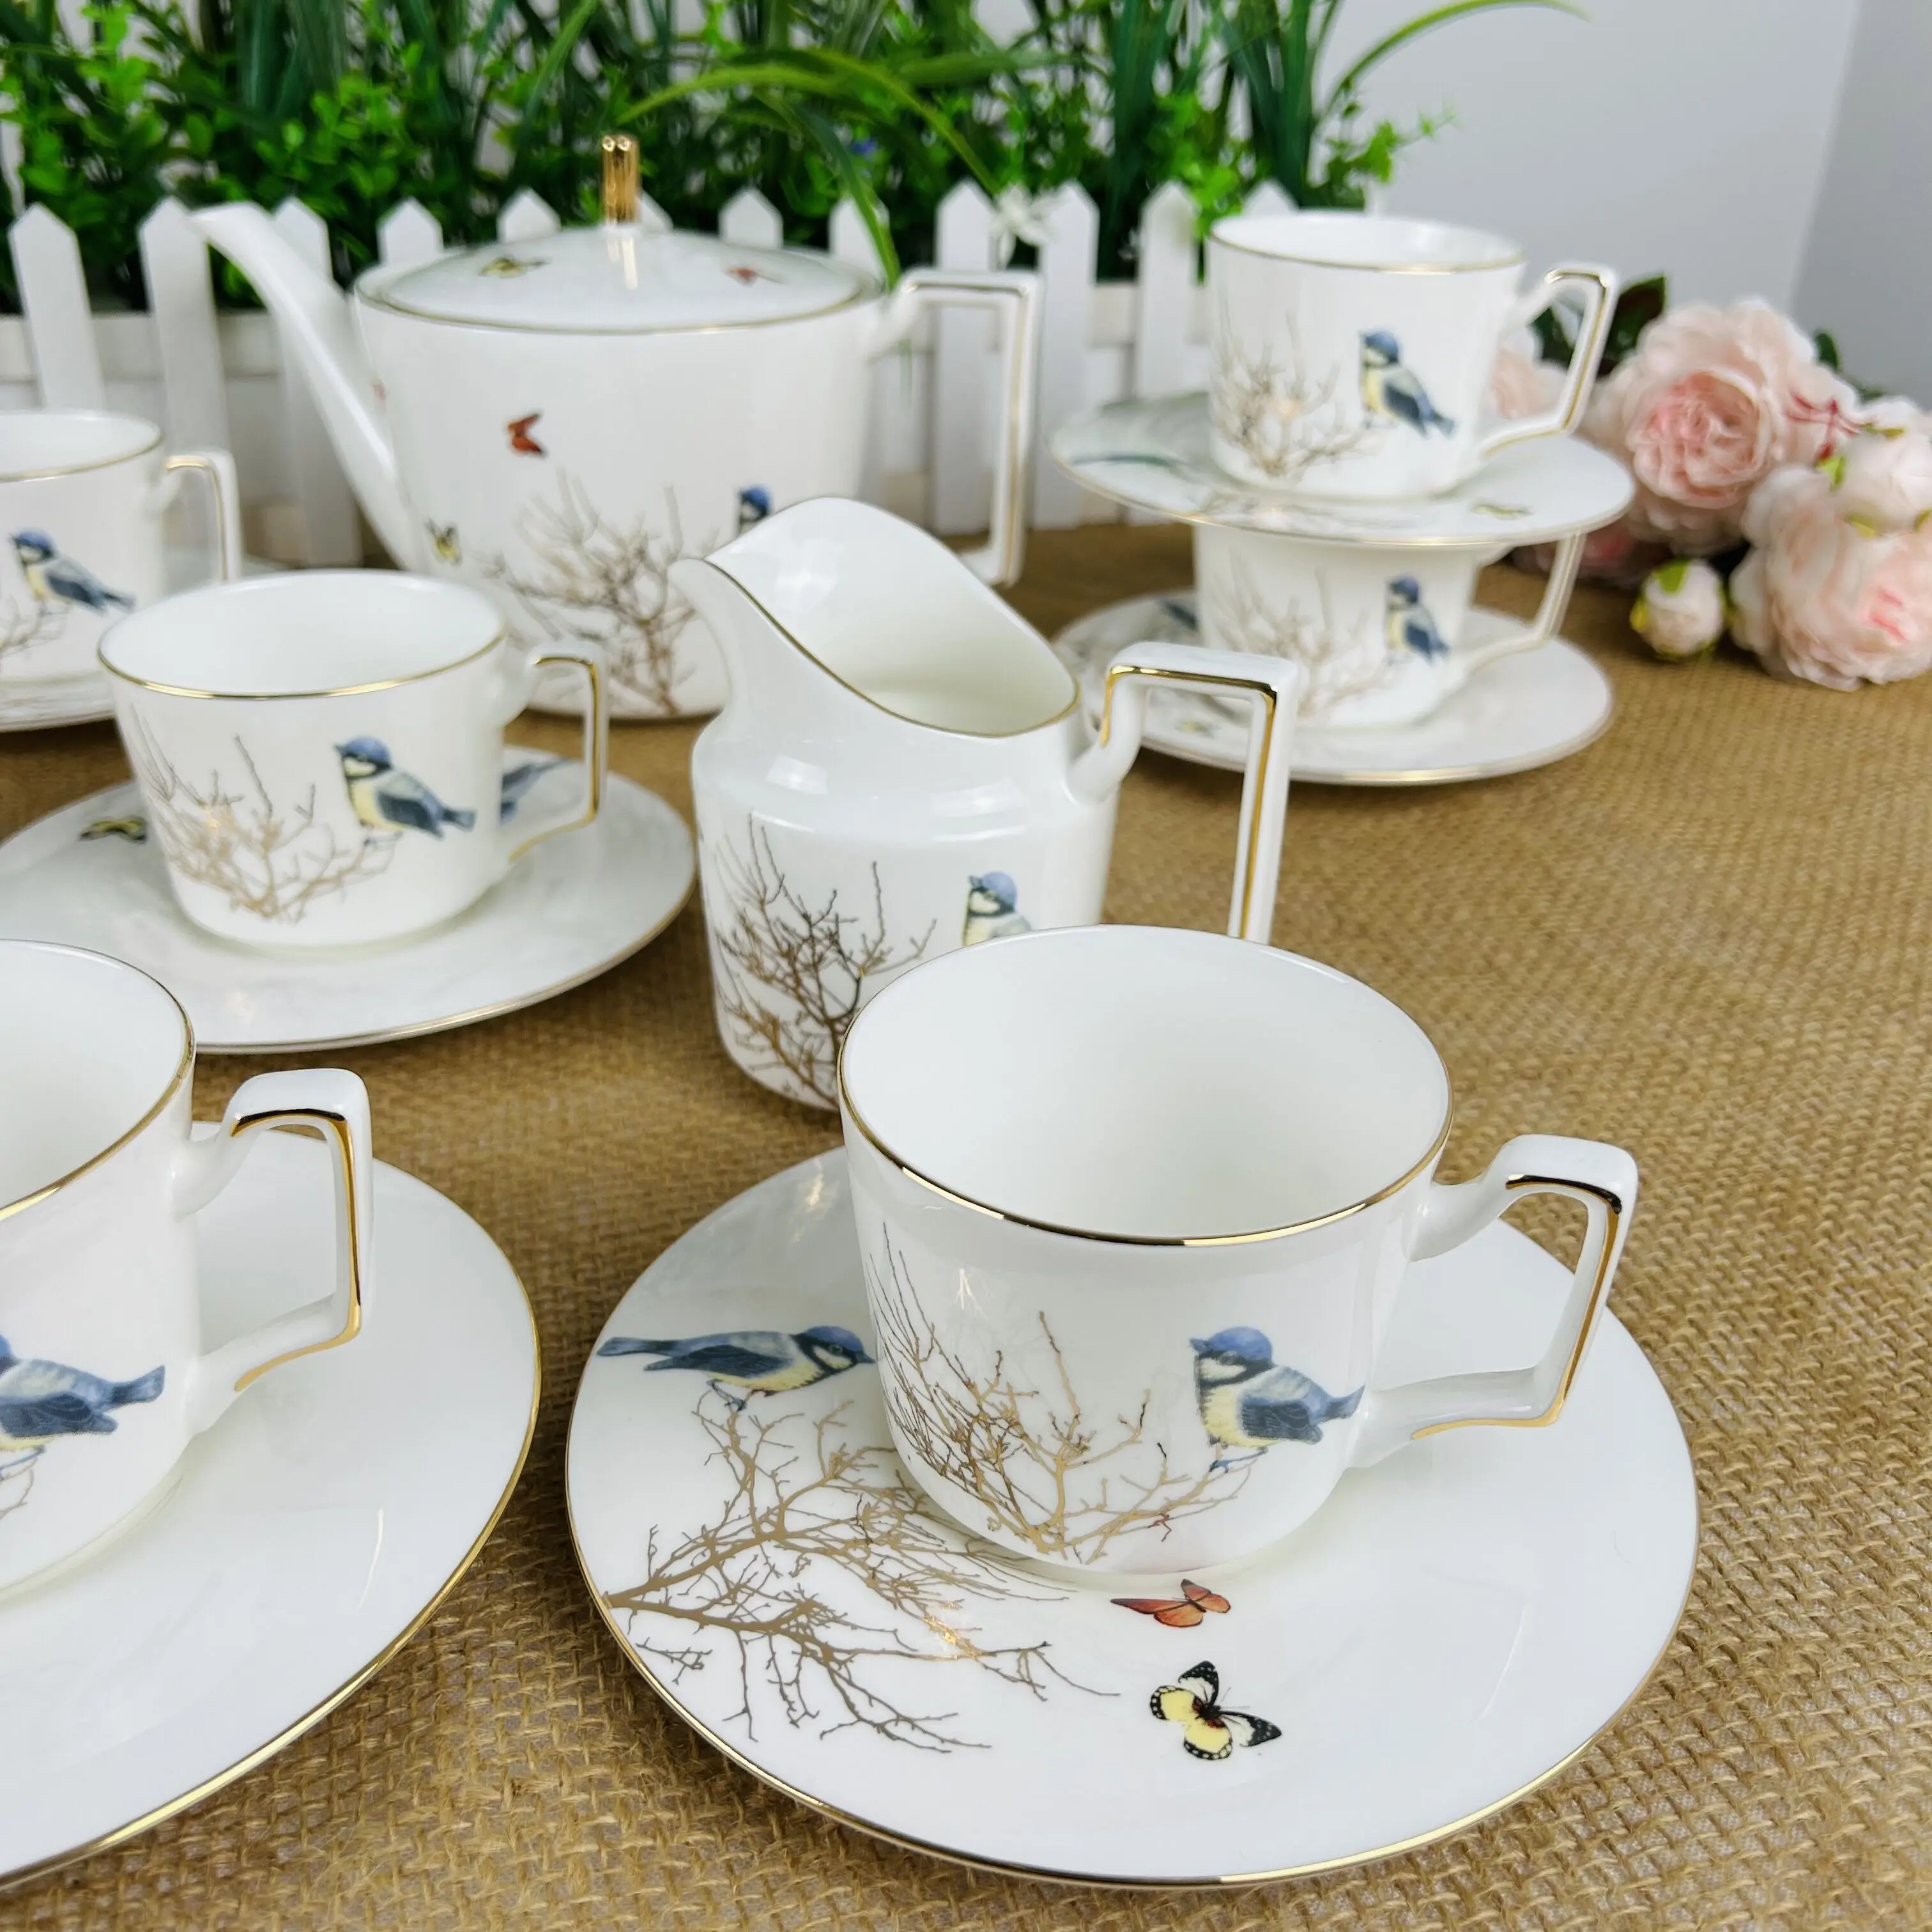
left=1070, top=641, right=1298, bottom=942
left=873, top=270, right=1039, bottom=588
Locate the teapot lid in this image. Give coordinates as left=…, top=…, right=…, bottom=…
left=367, top=224, right=878, bottom=334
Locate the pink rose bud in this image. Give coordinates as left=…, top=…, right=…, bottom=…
left=1631, top=558, right=1726, bottom=661
left=1828, top=424, right=1932, bottom=533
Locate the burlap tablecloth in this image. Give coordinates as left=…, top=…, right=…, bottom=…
left=2, top=526, right=1928, bottom=1929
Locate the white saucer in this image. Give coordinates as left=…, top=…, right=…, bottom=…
left=0, top=1127, right=539, bottom=1887
left=0, top=549, right=282, bottom=734
left=1055, top=590, right=1614, bottom=785
left=1052, top=394, right=1632, bottom=546
left=0, top=756, right=694, bottom=1052
left=569, top=1152, right=1696, bottom=1887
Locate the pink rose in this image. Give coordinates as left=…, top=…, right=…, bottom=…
left=1514, top=521, right=1669, bottom=590
left=1489, top=332, right=1564, bottom=420
left=1729, top=466, right=1932, bottom=688
left=1588, top=300, right=1860, bottom=553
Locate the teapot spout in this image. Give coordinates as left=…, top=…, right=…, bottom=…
left=192, top=203, right=422, bottom=569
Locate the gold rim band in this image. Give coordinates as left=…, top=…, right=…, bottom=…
left=0, top=943, right=193, bottom=1225
left=1209, top=225, right=1522, bottom=275
left=0, top=417, right=164, bottom=482
left=100, top=624, right=506, bottom=701
left=365, top=272, right=877, bottom=337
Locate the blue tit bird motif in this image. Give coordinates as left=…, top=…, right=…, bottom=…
left=737, top=486, right=772, bottom=533
left=596, top=1326, right=873, bottom=1409
left=0, top=1337, right=164, bottom=1471
left=1358, top=332, right=1456, bottom=438
left=1151, top=1661, right=1282, bottom=1761
left=1190, top=1328, right=1362, bottom=1471
left=335, top=737, right=477, bottom=839
left=498, top=754, right=563, bottom=823
left=1385, top=576, right=1450, bottom=661
left=962, top=871, right=1032, bottom=946
left=12, top=530, right=132, bottom=614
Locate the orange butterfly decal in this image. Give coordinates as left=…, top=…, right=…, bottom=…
left=724, top=263, right=775, bottom=286
left=1111, top=1579, right=1231, bottom=1628
left=507, top=412, right=545, bottom=456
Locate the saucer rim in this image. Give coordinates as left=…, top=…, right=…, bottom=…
left=0, top=680, right=114, bottom=733
left=1050, top=394, right=1634, bottom=548
left=0, top=770, right=696, bottom=1054
left=1055, top=590, right=1615, bottom=787
left=1, top=1153, right=542, bottom=1896
left=567, top=1152, right=1696, bottom=1890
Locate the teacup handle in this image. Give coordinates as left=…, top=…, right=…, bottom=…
left=1477, top=264, right=1620, bottom=464
left=500, top=644, right=609, bottom=864
left=1453, top=530, right=1586, bottom=678
left=871, top=269, right=1040, bottom=589
left=1070, top=640, right=1298, bottom=942
left=169, top=1069, right=374, bottom=1434
left=1347, top=1135, right=1638, bottom=1466
left=157, top=449, right=244, bottom=583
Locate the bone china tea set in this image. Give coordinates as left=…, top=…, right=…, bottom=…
left=0, top=158, right=1695, bottom=1890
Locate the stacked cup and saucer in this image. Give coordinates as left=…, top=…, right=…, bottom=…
left=1050, top=211, right=1634, bottom=784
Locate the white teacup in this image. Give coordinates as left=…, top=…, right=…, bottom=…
left=101, top=571, right=608, bottom=950
left=1208, top=212, right=1614, bottom=501
left=841, top=925, right=1637, bottom=1575
left=1195, top=524, right=1585, bottom=729
left=0, top=410, right=240, bottom=686
left=0, top=940, right=372, bottom=1591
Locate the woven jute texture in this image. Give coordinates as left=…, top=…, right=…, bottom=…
left=2, top=526, right=1929, bottom=1929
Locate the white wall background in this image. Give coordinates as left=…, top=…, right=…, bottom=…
left=1794, top=0, right=1932, bottom=399
left=1346, top=0, right=1860, bottom=314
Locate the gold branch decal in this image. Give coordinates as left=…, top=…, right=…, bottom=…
left=0, top=1456, right=36, bottom=1526
left=1211, top=304, right=1381, bottom=484
left=486, top=473, right=711, bottom=716
left=869, top=1239, right=1251, bottom=1565
left=0, top=585, right=60, bottom=666
left=706, top=822, right=935, bottom=1108
left=125, top=714, right=395, bottom=924
left=602, top=1393, right=1101, bottom=1751
left=1207, top=562, right=1392, bottom=717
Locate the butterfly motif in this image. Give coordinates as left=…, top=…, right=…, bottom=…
left=1151, top=1661, right=1280, bottom=1761
left=507, top=413, right=545, bottom=456
left=427, top=521, right=461, bottom=564
left=1112, top=1579, right=1230, bottom=1629
left=724, top=264, right=776, bottom=286
left=480, top=254, right=544, bottom=279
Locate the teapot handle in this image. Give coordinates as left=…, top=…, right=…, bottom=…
left=875, top=270, right=1040, bottom=588
left=1070, top=641, right=1299, bottom=942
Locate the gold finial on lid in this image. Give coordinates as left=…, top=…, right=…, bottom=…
left=601, top=134, right=640, bottom=226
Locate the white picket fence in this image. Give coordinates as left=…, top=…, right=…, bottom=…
left=0, top=176, right=1296, bottom=563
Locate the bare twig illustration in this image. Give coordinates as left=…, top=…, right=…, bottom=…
left=126, top=714, right=394, bottom=924
left=1206, top=564, right=1393, bottom=720
left=1211, top=304, right=1381, bottom=486
left=487, top=474, right=710, bottom=716
left=0, top=589, right=59, bottom=668
left=870, top=1240, right=1250, bottom=1565
left=0, top=1455, right=36, bottom=1526
left=604, top=1393, right=1100, bottom=1751
left=706, top=823, right=935, bottom=1107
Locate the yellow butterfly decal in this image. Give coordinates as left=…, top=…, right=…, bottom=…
left=1151, top=1661, right=1280, bottom=1761
left=428, top=521, right=462, bottom=564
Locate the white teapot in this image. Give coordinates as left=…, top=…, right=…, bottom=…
left=676, top=499, right=1301, bottom=1109
left=193, top=140, right=1039, bottom=719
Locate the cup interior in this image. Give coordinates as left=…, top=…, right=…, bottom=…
left=1212, top=211, right=1521, bottom=273
left=99, top=572, right=502, bottom=696
left=0, top=943, right=187, bottom=1215
left=0, top=410, right=160, bottom=479
left=841, top=926, right=1450, bottom=1241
